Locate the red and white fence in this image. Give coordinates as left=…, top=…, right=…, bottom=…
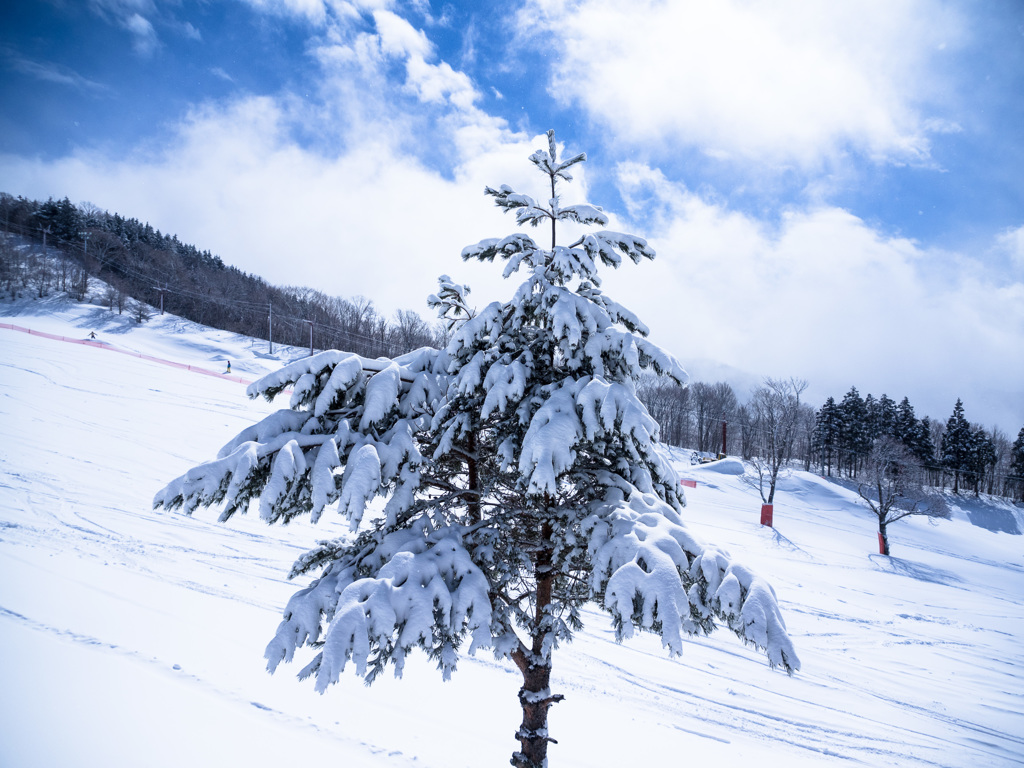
left=1, top=322, right=253, bottom=385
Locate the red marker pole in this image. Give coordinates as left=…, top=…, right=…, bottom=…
left=760, top=504, right=773, bottom=527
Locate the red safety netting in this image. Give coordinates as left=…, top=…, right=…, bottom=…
left=1, top=322, right=254, bottom=385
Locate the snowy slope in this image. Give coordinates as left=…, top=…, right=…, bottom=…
left=2, top=296, right=1023, bottom=768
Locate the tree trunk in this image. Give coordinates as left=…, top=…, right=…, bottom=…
left=511, top=523, right=563, bottom=768
left=878, top=520, right=889, bottom=556
left=767, top=465, right=778, bottom=504
left=466, top=430, right=480, bottom=525
left=511, top=647, right=558, bottom=768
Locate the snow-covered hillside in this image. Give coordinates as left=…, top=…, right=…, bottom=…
left=2, top=295, right=1023, bottom=767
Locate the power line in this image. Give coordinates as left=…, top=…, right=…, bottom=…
left=1, top=218, right=438, bottom=352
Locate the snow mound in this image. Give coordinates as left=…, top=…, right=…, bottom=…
left=692, top=457, right=745, bottom=475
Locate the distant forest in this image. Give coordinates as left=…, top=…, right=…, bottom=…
left=2, top=192, right=1022, bottom=501
left=644, top=377, right=1024, bottom=502
left=0, top=193, right=438, bottom=359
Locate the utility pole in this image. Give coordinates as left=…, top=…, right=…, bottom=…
left=268, top=302, right=273, bottom=354
left=722, top=420, right=728, bottom=457
left=40, top=225, right=50, bottom=258
left=304, top=319, right=314, bottom=357
left=78, top=230, right=90, bottom=260
left=152, top=284, right=166, bottom=314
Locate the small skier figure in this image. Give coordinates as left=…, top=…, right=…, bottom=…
left=225, top=361, right=232, bottom=374
left=89, top=331, right=97, bottom=339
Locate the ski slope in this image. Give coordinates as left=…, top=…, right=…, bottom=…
left=2, top=295, right=1023, bottom=767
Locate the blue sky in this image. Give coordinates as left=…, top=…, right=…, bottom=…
left=2, top=0, right=1022, bottom=431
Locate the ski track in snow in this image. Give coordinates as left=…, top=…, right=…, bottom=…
left=0, top=605, right=419, bottom=764
left=2, top=298, right=1024, bottom=767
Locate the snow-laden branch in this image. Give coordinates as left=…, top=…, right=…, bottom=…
left=461, top=233, right=539, bottom=268
left=517, top=376, right=674, bottom=498
left=427, top=274, right=475, bottom=332
left=484, top=185, right=552, bottom=228
left=557, top=204, right=609, bottom=227
left=265, top=520, right=493, bottom=687
left=529, top=129, right=586, bottom=181
left=585, top=491, right=800, bottom=673
left=156, top=345, right=443, bottom=527
left=571, top=231, right=656, bottom=267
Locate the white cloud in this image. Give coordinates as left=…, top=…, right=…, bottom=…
left=373, top=9, right=432, bottom=58
left=0, top=93, right=535, bottom=320
left=307, top=8, right=482, bottom=122
left=996, top=225, right=1024, bottom=269
left=5, top=54, right=110, bottom=94
left=237, top=0, right=395, bottom=25
left=123, top=13, right=159, bottom=57
left=371, top=10, right=480, bottom=110
left=611, top=163, right=1024, bottom=426
left=180, top=22, right=202, bottom=42
left=210, top=67, right=234, bottom=83
left=3, top=3, right=1018, bottom=430
left=517, top=0, right=964, bottom=171
left=238, top=0, right=329, bottom=25
left=1, top=95, right=1019, bottom=428
left=87, top=0, right=161, bottom=56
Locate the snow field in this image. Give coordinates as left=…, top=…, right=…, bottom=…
left=1, top=297, right=1023, bottom=767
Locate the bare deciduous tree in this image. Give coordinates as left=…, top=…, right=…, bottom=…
left=390, top=308, right=436, bottom=354
left=858, top=436, right=950, bottom=555
left=637, top=375, right=692, bottom=447
left=750, top=377, right=808, bottom=504
left=691, top=381, right=737, bottom=454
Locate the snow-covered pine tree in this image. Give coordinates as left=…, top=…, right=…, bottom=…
left=893, top=396, right=917, bottom=448
left=966, top=425, right=996, bottom=496
left=154, top=130, right=799, bottom=768
left=893, top=397, right=937, bottom=473
left=941, top=398, right=972, bottom=493
left=913, top=416, right=938, bottom=472
left=864, top=393, right=879, bottom=439
left=813, top=396, right=842, bottom=476
left=1010, top=427, right=1024, bottom=501
left=839, top=387, right=869, bottom=478
left=870, top=394, right=897, bottom=440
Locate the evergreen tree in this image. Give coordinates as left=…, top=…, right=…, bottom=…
left=875, top=394, right=897, bottom=438
left=31, top=196, right=83, bottom=243
left=839, top=387, right=869, bottom=477
left=864, top=393, right=878, bottom=439
left=910, top=416, right=937, bottom=472
left=941, top=399, right=972, bottom=493
left=966, top=426, right=996, bottom=497
left=155, top=132, right=798, bottom=768
left=893, top=397, right=936, bottom=471
left=893, top=397, right=917, bottom=447
left=812, top=396, right=841, bottom=476
left=1010, top=427, right=1024, bottom=502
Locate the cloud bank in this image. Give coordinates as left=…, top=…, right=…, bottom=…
left=518, top=0, right=963, bottom=172
left=1, top=1, right=1020, bottom=430
left=610, top=164, right=1024, bottom=426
